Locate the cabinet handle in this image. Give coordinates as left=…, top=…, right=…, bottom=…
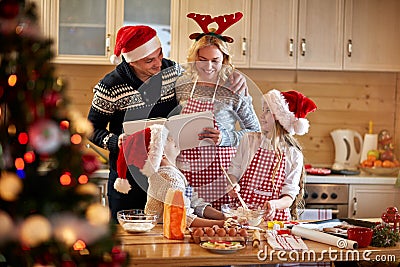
left=352, top=197, right=357, bottom=216
left=242, top=37, right=247, bottom=56
left=300, top=38, right=306, bottom=56
left=106, top=34, right=111, bottom=52
left=289, top=38, right=294, bottom=57
left=347, top=39, right=352, bottom=57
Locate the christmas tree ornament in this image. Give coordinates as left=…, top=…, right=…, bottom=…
left=75, top=183, right=98, bottom=196
left=0, top=0, right=19, bottom=19
left=0, top=210, right=13, bottom=242
left=28, top=119, right=62, bottom=155
left=82, top=153, right=100, bottom=174
left=19, top=214, right=52, bottom=247
left=0, top=171, right=23, bottom=201
left=86, top=203, right=110, bottom=226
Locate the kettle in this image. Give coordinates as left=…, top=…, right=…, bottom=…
left=330, top=129, right=363, bottom=170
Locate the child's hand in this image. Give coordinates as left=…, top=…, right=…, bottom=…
left=264, top=200, right=277, bottom=220
left=118, top=133, right=128, bottom=148
left=227, top=183, right=241, bottom=198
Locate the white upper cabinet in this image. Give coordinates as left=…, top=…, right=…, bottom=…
left=37, top=0, right=400, bottom=70
left=343, top=0, right=400, bottom=71
left=250, top=0, right=344, bottom=70
left=175, top=0, right=251, bottom=67
left=45, top=0, right=176, bottom=64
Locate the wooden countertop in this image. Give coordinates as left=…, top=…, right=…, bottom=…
left=117, top=224, right=400, bottom=267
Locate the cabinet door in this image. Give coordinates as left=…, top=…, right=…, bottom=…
left=344, top=0, right=400, bottom=71
left=250, top=0, right=298, bottom=69
left=297, top=0, right=344, bottom=70
left=176, top=0, right=251, bottom=67
left=49, top=0, right=116, bottom=64
left=349, top=184, right=400, bottom=219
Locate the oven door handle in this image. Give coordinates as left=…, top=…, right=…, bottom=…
left=331, top=209, right=340, bottom=214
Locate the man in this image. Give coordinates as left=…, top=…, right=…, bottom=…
left=88, top=25, right=246, bottom=221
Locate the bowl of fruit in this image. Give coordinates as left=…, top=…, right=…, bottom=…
left=360, top=149, right=400, bottom=176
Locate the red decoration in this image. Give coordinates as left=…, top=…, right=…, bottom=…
left=187, top=12, right=243, bottom=43
left=381, top=206, right=400, bottom=231
left=0, top=0, right=19, bottom=19
left=82, top=153, right=101, bottom=175
left=43, top=90, right=62, bottom=108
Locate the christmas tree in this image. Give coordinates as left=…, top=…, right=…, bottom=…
left=0, top=0, right=127, bottom=266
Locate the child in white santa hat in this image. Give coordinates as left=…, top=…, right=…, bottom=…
left=115, top=124, right=226, bottom=227
left=227, top=89, right=317, bottom=221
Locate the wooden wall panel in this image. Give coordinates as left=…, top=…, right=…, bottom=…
left=54, top=64, right=399, bottom=167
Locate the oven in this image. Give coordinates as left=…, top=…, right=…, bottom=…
left=304, top=184, right=349, bottom=218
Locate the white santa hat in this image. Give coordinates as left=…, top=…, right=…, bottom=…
left=110, top=25, right=161, bottom=64
left=114, top=124, right=168, bottom=194
left=263, top=89, right=317, bottom=135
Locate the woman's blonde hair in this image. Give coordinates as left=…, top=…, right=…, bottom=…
left=186, top=34, right=234, bottom=82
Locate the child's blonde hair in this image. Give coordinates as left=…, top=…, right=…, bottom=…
left=268, top=121, right=306, bottom=220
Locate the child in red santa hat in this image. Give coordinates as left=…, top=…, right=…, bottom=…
left=227, top=89, right=317, bottom=221
left=116, top=124, right=227, bottom=227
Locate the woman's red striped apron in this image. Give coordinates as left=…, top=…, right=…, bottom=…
left=177, top=80, right=237, bottom=210
left=238, top=147, right=290, bottom=221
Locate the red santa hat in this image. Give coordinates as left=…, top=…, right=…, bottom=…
left=114, top=124, right=168, bottom=194
left=110, top=25, right=161, bottom=64
left=263, top=89, right=317, bottom=136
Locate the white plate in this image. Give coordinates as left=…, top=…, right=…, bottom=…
left=200, top=241, right=245, bottom=254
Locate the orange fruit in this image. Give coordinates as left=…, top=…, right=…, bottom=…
left=382, top=160, right=395, bottom=168
left=367, top=155, right=377, bottom=161
left=361, top=159, right=374, bottom=167
left=373, top=160, right=382, bottom=167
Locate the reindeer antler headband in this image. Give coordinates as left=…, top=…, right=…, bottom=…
left=187, top=12, right=243, bottom=43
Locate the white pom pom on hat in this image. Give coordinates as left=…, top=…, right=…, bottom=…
left=110, top=25, right=162, bottom=64
left=263, top=89, right=317, bottom=135
left=114, top=124, right=168, bottom=194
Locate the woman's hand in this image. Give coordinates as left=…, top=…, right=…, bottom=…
left=118, top=133, right=128, bottom=148
left=198, top=127, right=221, bottom=145
left=226, top=71, right=248, bottom=96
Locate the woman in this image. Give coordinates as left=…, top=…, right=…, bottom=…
left=175, top=12, right=260, bottom=209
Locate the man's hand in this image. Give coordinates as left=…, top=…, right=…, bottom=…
left=226, top=71, right=248, bottom=96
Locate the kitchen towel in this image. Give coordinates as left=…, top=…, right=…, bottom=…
left=265, top=231, right=309, bottom=251
left=360, top=133, right=378, bottom=163
left=298, top=209, right=332, bottom=221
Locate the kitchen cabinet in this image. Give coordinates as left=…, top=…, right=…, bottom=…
left=38, top=0, right=177, bottom=64
left=348, top=184, right=400, bottom=219
left=343, top=0, right=400, bottom=71
left=175, top=0, right=251, bottom=68
left=175, top=0, right=343, bottom=69
left=251, top=0, right=344, bottom=70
